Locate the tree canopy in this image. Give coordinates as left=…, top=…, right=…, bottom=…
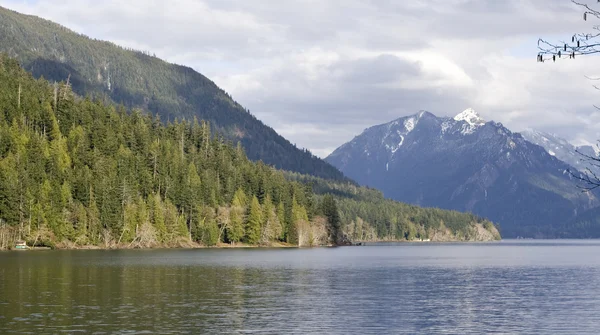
left=0, top=6, right=348, bottom=182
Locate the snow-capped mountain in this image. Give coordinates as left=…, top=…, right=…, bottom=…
left=453, top=108, right=486, bottom=131
left=326, top=109, right=599, bottom=238
left=521, top=129, right=600, bottom=174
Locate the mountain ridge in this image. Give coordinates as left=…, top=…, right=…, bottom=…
left=521, top=128, right=600, bottom=176
left=327, top=109, right=599, bottom=238
left=0, top=5, right=348, bottom=182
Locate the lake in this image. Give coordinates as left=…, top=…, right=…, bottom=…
left=1, top=240, right=600, bottom=334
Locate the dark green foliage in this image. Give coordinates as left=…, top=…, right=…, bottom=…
left=0, top=6, right=347, bottom=181
left=245, top=196, right=262, bottom=244
left=320, top=195, right=341, bottom=245
left=0, top=54, right=499, bottom=247
left=0, top=54, right=322, bottom=246
left=227, top=189, right=247, bottom=244
left=197, top=207, right=219, bottom=247
left=292, top=173, right=500, bottom=241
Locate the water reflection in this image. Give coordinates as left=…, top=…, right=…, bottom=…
left=1, top=242, right=600, bottom=334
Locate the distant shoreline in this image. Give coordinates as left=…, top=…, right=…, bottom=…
left=0, top=238, right=505, bottom=251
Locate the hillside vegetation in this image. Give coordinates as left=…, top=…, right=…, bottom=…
left=0, top=6, right=346, bottom=181
left=288, top=173, right=501, bottom=242
left=0, top=55, right=499, bottom=249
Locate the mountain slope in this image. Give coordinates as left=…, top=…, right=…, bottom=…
left=521, top=129, right=600, bottom=175
left=326, top=109, right=599, bottom=238
left=0, top=56, right=499, bottom=249
left=0, top=6, right=347, bottom=181
left=560, top=206, right=600, bottom=238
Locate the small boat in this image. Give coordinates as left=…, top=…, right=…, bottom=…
left=14, top=241, right=29, bottom=250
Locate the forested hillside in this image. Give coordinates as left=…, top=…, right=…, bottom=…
left=287, top=173, right=501, bottom=242
left=559, top=207, right=600, bottom=238
left=0, top=55, right=499, bottom=249
left=0, top=6, right=346, bottom=181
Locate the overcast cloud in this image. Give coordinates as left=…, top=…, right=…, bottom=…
left=3, top=0, right=600, bottom=157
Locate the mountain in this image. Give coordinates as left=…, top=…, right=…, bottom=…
left=521, top=129, right=600, bottom=175
left=0, top=6, right=346, bottom=181
left=0, top=55, right=499, bottom=249
left=326, top=109, right=599, bottom=238
left=560, top=206, right=600, bottom=238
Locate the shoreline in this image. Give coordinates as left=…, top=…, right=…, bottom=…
left=0, top=238, right=502, bottom=251
left=0, top=241, right=323, bottom=251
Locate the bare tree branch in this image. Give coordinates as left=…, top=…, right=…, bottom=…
left=538, top=1, right=600, bottom=192
left=568, top=146, right=600, bottom=192
left=537, top=1, right=600, bottom=62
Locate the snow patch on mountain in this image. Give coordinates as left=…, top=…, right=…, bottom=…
left=454, top=108, right=485, bottom=126
left=521, top=129, right=600, bottom=174
left=441, top=120, right=453, bottom=134
left=389, top=135, right=404, bottom=154
left=404, top=117, right=417, bottom=132
left=453, top=108, right=485, bottom=134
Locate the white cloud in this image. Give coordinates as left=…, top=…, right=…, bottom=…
left=2, top=0, right=600, bottom=157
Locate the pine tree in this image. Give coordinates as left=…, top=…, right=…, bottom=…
left=149, top=193, right=167, bottom=242
left=0, top=153, right=19, bottom=225
left=321, top=194, right=341, bottom=245
left=58, top=181, right=74, bottom=239
left=245, top=195, right=262, bottom=244
left=199, top=207, right=219, bottom=246
left=87, top=186, right=101, bottom=244
left=122, top=201, right=137, bottom=243
left=184, top=162, right=201, bottom=234
left=227, top=188, right=247, bottom=243
left=287, top=196, right=307, bottom=245
left=261, top=194, right=277, bottom=243
left=276, top=201, right=286, bottom=241
left=72, top=202, right=88, bottom=244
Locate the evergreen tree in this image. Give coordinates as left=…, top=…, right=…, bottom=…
left=197, top=207, right=219, bottom=246
left=321, top=194, right=341, bottom=245
left=287, top=197, right=308, bottom=245
left=276, top=201, right=286, bottom=241
left=245, top=196, right=262, bottom=244
left=261, top=194, right=278, bottom=243
left=149, top=193, right=167, bottom=242
left=227, top=188, right=246, bottom=243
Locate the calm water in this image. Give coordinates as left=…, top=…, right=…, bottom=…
left=1, top=241, right=600, bottom=334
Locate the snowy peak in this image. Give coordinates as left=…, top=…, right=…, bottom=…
left=326, top=110, right=598, bottom=239
left=452, top=108, right=486, bottom=135
left=453, top=108, right=485, bottom=126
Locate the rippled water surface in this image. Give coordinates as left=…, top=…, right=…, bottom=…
left=2, top=240, right=600, bottom=334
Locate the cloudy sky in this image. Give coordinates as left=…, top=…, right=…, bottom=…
left=3, top=0, right=600, bottom=157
